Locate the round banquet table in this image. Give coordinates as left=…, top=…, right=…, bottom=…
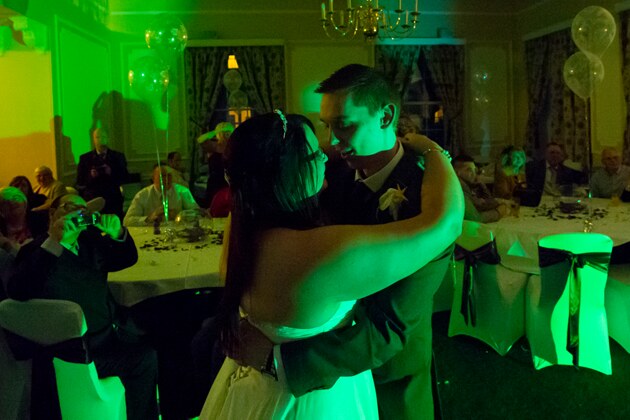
left=485, top=197, right=630, bottom=274
left=108, top=223, right=226, bottom=307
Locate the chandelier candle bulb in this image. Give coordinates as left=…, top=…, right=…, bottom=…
left=398, top=0, right=402, bottom=10
left=340, top=10, right=345, bottom=26
left=415, top=0, right=418, bottom=12
left=347, top=0, right=352, bottom=9
left=321, top=3, right=326, bottom=19
left=329, top=0, right=334, bottom=12
left=405, top=11, right=409, bottom=25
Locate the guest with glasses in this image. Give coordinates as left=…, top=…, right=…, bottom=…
left=7, top=193, right=158, bottom=420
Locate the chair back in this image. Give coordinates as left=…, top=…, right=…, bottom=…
left=0, top=299, right=85, bottom=347
left=606, top=264, right=630, bottom=354
left=448, top=221, right=528, bottom=356
left=0, top=299, right=126, bottom=420
left=528, top=232, right=613, bottom=374
left=0, top=326, right=31, bottom=420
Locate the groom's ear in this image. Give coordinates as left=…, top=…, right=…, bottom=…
left=380, top=104, right=396, bottom=129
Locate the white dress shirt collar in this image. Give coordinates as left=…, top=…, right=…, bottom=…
left=355, top=143, right=404, bottom=193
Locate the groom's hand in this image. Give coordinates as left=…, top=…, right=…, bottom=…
left=231, top=318, right=274, bottom=370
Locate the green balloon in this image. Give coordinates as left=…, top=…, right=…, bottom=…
left=145, top=15, right=188, bottom=56
left=128, top=55, right=170, bottom=103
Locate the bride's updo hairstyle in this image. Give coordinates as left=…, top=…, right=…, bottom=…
left=224, top=111, right=320, bottom=226
left=219, top=111, right=323, bottom=355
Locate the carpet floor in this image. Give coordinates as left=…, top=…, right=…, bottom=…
left=432, top=311, right=630, bottom=420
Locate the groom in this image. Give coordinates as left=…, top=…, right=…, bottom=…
left=237, top=64, right=453, bottom=419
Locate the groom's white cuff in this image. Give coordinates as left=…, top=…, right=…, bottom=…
left=273, top=345, right=288, bottom=385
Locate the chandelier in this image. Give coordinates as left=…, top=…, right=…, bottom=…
left=320, top=0, right=420, bottom=41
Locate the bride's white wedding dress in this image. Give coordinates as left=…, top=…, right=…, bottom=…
left=199, top=300, right=378, bottom=419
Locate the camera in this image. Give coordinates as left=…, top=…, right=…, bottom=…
left=72, top=210, right=101, bottom=227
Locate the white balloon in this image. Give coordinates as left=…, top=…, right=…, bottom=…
left=571, top=6, right=616, bottom=56
left=563, top=52, right=604, bottom=99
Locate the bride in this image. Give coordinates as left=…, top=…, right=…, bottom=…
left=199, top=110, right=463, bottom=419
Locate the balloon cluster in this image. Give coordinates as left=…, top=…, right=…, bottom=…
left=563, top=6, right=616, bottom=99
left=128, top=15, right=188, bottom=221
left=128, top=14, right=188, bottom=104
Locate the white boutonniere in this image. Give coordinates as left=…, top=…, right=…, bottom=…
left=378, top=185, right=408, bottom=221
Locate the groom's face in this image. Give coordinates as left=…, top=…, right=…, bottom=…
left=320, top=91, right=395, bottom=170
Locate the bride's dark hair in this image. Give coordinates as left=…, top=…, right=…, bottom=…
left=217, top=111, right=323, bottom=356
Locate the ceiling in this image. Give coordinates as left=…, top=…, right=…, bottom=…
left=103, top=0, right=552, bottom=40
left=108, top=0, right=549, bottom=16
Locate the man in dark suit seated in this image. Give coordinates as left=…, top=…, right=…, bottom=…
left=7, top=194, right=158, bottom=420
left=231, top=64, right=453, bottom=419
left=77, top=127, right=129, bottom=219
left=526, top=142, right=587, bottom=197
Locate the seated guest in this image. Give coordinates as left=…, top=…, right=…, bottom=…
left=0, top=235, right=14, bottom=299
left=76, top=127, right=129, bottom=219
left=123, top=165, right=198, bottom=227
left=454, top=154, right=508, bottom=222
left=6, top=193, right=158, bottom=420
left=590, top=147, right=630, bottom=198
left=0, top=186, right=31, bottom=298
left=32, top=166, right=66, bottom=210
left=525, top=142, right=586, bottom=197
left=494, top=146, right=527, bottom=199
left=167, top=151, right=189, bottom=188
left=9, top=176, right=48, bottom=237
left=196, top=122, right=233, bottom=207
left=0, top=187, right=31, bottom=247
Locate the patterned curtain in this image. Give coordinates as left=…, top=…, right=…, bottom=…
left=374, top=44, right=465, bottom=154
left=184, top=47, right=229, bottom=182
left=524, top=30, right=587, bottom=165
left=421, top=45, right=466, bottom=155
left=184, top=45, right=285, bottom=181
left=233, top=46, right=286, bottom=113
left=374, top=45, right=421, bottom=95
left=524, top=35, right=551, bottom=158
left=621, top=10, right=630, bottom=163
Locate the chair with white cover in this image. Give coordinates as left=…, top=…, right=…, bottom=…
left=0, top=298, right=127, bottom=420
left=526, top=233, right=612, bottom=374
left=605, top=263, right=630, bottom=353
left=448, top=220, right=529, bottom=356
left=0, top=326, right=31, bottom=420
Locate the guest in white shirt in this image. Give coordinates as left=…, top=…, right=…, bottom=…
left=123, top=165, right=198, bottom=226
left=32, top=165, right=67, bottom=210
left=590, top=147, right=630, bottom=198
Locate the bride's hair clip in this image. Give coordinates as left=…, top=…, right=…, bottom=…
left=273, top=109, right=288, bottom=139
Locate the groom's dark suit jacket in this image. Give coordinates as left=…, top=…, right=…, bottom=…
left=280, top=151, right=453, bottom=419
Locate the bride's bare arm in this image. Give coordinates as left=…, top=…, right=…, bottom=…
left=259, top=140, right=463, bottom=308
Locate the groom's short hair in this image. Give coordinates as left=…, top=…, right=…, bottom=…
left=315, top=64, right=400, bottom=124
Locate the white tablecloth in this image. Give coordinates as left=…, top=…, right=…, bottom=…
left=108, top=224, right=225, bottom=306
left=486, top=197, right=630, bottom=274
